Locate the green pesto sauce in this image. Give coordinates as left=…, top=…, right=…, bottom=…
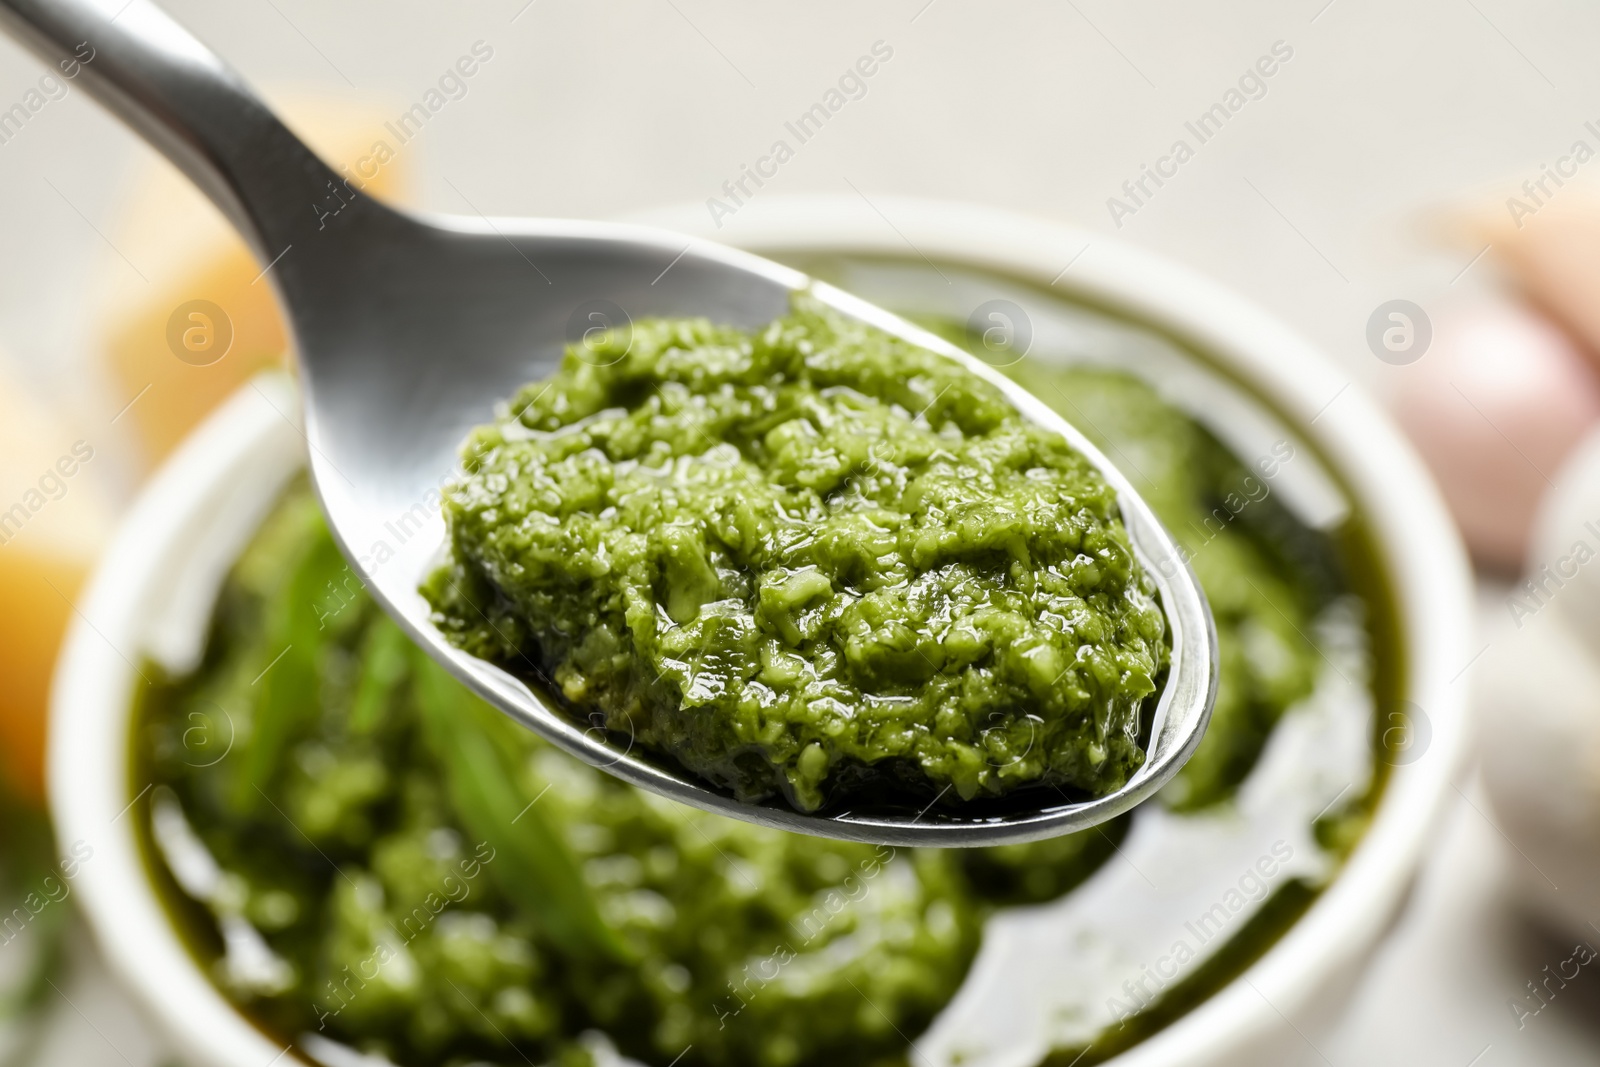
left=1000, top=363, right=1329, bottom=809
left=134, top=486, right=1119, bottom=1067
left=423, top=294, right=1165, bottom=813
left=133, top=326, right=1378, bottom=1067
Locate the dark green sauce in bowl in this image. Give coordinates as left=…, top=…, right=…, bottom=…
left=128, top=252, right=1398, bottom=1067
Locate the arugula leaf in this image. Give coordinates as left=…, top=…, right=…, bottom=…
left=409, top=651, right=630, bottom=963
left=232, top=526, right=349, bottom=814
left=347, top=618, right=410, bottom=736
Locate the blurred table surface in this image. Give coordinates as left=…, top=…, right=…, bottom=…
left=3, top=1, right=1599, bottom=1063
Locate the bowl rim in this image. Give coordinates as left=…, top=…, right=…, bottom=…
left=50, top=372, right=309, bottom=1067
left=51, top=195, right=1475, bottom=1067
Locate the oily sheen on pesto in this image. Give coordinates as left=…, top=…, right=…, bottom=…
left=135, top=361, right=1342, bottom=1067
left=424, top=296, right=1166, bottom=813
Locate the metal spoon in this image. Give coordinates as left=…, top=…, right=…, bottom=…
left=2, top=0, right=1216, bottom=846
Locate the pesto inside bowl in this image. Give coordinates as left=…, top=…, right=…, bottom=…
left=132, top=255, right=1389, bottom=1067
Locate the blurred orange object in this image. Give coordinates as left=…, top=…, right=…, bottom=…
left=0, top=372, right=110, bottom=804
left=97, top=94, right=412, bottom=466
left=1393, top=302, right=1600, bottom=572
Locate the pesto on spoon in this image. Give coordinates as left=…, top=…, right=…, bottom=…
left=426, top=296, right=1166, bottom=815
left=1, top=0, right=1216, bottom=844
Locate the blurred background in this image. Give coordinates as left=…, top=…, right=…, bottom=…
left=3, top=0, right=1600, bottom=1063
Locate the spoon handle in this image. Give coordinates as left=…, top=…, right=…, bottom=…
left=0, top=0, right=347, bottom=263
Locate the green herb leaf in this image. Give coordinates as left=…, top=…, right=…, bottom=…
left=410, top=651, right=630, bottom=963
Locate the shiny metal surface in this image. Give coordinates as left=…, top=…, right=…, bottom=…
left=1, top=0, right=1216, bottom=845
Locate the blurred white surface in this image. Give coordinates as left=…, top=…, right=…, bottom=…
left=4, top=1, right=1598, bottom=1063
left=2, top=0, right=1596, bottom=402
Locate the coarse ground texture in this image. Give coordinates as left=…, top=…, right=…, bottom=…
left=425, top=295, right=1166, bottom=813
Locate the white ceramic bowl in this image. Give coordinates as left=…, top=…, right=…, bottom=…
left=51, top=197, right=1474, bottom=1067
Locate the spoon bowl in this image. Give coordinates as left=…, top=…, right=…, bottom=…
left=2, top=0, right=1216, bottom=844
